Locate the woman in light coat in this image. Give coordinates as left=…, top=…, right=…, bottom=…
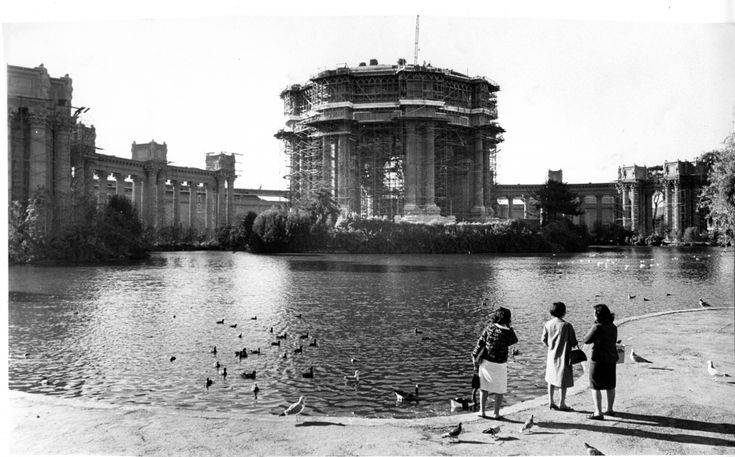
left=542, top=301, right=578, bottom=411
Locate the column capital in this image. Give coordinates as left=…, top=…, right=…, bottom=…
left=28, top=112, right=48, bottom=127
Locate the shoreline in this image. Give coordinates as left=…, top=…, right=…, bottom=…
left=8, top=306, right=734, bottom=455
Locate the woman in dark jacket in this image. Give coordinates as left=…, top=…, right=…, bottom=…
left=471, top=307, right=519, bottom=419
left=583, top=304, right=618, bottom=420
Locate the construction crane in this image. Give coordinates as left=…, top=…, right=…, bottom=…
left=414, top=15, right=420, bottom=66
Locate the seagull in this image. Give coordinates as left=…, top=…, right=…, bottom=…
left=585, top=442, right=605, bottom=455
left=241, top=370, right=256, bottom=379
left=394, top=385, right=420, bottom=403
left=302, top=366, right=315, bottom=378
left=699, top=299, right=711, bottom=308
left=280, top=396, right=305, bottom=416
left=251, top=383, right=260, bottom=395
left=271, top=340, right=281, bottom=346
left=520, top=414, right=534, bottom=434
left=344, top=370, right=360, bottom=383
left=482, top=425, right=501, bottom=437
left=442, top=423, right=462, bottom=440
left=707, top=360, right=731, bottom=378
left=170, top=356, right=176, bottom=362
left=229, top=323, right=238, bottom=328
left=294, top=345, right=303, bottom=354
left=216, top=319, right=225, bottom=324
left=309, top=338, right=318, bottom=347
left=630, top=348, right=652, bottom=363
left=205, top=378, right=213, bottom=389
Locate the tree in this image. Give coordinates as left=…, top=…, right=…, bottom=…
left=699, top=132, right=735, bottom=239
left=535, top=180, right=582, bottom=226
left=301, top=185, right=340, bottom=227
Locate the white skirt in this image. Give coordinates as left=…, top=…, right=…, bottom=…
left=479, top=360, right=508, bottom=394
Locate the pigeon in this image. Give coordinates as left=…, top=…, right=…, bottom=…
left=630, top=349, right=652, bottom=363
left=585, top=442, right=604, bottom=455
left=707, top=360, right=731, bottom=378
left=699, top=299, right=711, bottom=308
left=482, top=425, right=501, bottom=437
left=520, top=414, right=534, bottom=433
left=394, top=385, right=420, bottom=402
left=205, top=377, right=213, bottom=389
left=241, top=370, right=256, bottom=379
left=280, top=396, right=305, bottom=416
left=251, top=383, right=260, bottom=395
left=302, top=366, right=315, bottom=378
left=216, top=319, right=224, bottom=324
left=344, top=370, right=360, bottom=382
left=442, top=422, right=462, bottom=440
left=170, top=356, right=176, bottom=362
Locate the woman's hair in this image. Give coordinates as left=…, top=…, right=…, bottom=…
left=550, top=301, right=566, bottom=318
left=593, top=304, right=615, bottom=324
left=491, top=307, right=512, bottom=326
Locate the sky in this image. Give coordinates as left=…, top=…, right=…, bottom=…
left=3, top=4, right=735, bottom=190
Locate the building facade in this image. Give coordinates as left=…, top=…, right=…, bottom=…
left=276, top=58, right=504, bottom=222
left=8, top=64, right=286, bottom=234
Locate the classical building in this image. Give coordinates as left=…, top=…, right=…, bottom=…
left=8, top=64, right=286, bottom=233
left=276, top=58, right=504, bottom=222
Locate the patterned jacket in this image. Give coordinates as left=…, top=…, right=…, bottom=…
left=472, top=324, right=519, bottom=364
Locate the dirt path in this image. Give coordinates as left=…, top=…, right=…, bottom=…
left=7, top=308, right=735, bottom=456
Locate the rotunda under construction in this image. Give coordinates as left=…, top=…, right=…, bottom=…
left=276, top=58, right=504, bottom=222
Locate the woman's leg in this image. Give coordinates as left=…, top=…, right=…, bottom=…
left=547, top=384, right=556, bottom=407
left=605, top=388, right=616, bottom=413
left=479, top=389, right=488, bottom=416
left=559, top=387, right=568, bottom=408
left=493, top=394, right=503, bottom=418
left=591, top=389, right=602, bottom=416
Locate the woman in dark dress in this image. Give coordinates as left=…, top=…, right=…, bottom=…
left=582, top=304, right=618, bottom=420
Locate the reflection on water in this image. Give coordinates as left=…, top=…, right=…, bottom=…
left=8, top=247, right=733, bottom=418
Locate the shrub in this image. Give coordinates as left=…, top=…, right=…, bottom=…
left=682, top=226, right=701, bottom=244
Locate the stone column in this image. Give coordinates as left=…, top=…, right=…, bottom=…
left=142, top=166, right=157, bottom=228
left=630, top=184, right=639, bottom=233
left=336, top=131, right=359, bottom=213
left=156, top=173, right=166, bottom=229
left=470, top=131, right=486, bottom=219
left=402, top=122, right=418, bottom=214
left=226, top=176, right=235, bottom=225
left=483, top=140, right=495, bottom=217
left=188, top=182, right=198, bottom=231
left=671, top=181, right=680, bottom=236
left=424, top=122, right=440, bottom=214
left=322, top=136, right=333, bottom=192
left=216, top=176, right=226, bottom=227
left=595, top=195, right=603, bottom=228
left=53, top=119, right=72, bottom=223
left=506, top=196, right=513, bottom=219
left=113, top=173, right=126, bottom=196
left=83, top=161, right=96, bottom=198
left=172, top=180, right=181, bottom=228
left=620, top=185, right=629, bottom=229
left=663, top=184, right=671, bottom=228
left=522, top=197, right=528, bottom=219
left=28, top=113, right=49, bottom=194
left=96, top=170, right=108, bottom=207
left=290, top=138, right=300, bottom=202
left=204, top=182, right=213, bottom=232
left=131, top=175, right=144, bottom=218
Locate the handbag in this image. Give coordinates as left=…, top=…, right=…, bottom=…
left=570, top=346, right=587, bottom=364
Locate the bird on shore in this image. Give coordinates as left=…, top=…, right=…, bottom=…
left=251, top=383, right=260, bottom=395
left=707, top=360, right=731, bottom=379
left=520, top=414, right=534, bottom=434
left=280, top=396, right=305, bottom=417
left=216, top=319, right=225, bottom=324
left=482, top=425, right=501, bottom=437
left=205, top=378, right=213, bottom=389
left=699, top=298, right=711, bottom=308
left=211, top=346, right=217, bottom=355
left=344, top=370, right=360, bottom=383
left=271, top=340, right=281, bottom=346
left=302, top=366, right=315, bottom=378
left=394, top=385, right=420, bottom=403
left=309, top=338, right=318, bottom=347
left=294, top=345, right=303, bottom=354
left=630, top=348, right=652, bottom=363
left=241, top=370, right=256, bottom=379
left=585, top=442, right=605, bottom=455
left=170, top=356, right=176, bottom=362
left=442, top=423, right=462, bottom=441
left=299, top=332, right=309, bottom=339
left=230, top=323, right=238, bottom=328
